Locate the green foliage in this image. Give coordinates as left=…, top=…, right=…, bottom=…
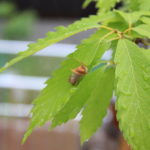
left=0, top=13, right=114, bottom=73
left=139, top=0, right=150, bottom=11
left=51, top=41, right=111, bottom=128
left=124, top=0, right=150, bottom=11
left=22, top=29, right=114, bottom=143
left=133, top=24, right=150, bottom=38
left=0, top=2, right=15, bottom=17
left=4, top=11, right=36, bottom=39
left=0, top=0, right=150, bottom=150
left=80, top=66, right=114, bottom=142
left=125, top=0, right=139, bottom=11
left=83, top=0, right=119, bottom=12
left=0, top=2, right=36, bottom=40
left=83, top=0, right=150, bottom=12
left=115, top=11, right=142, bottom=25
left=140, top=16, right=150, bottom=25
left=82, top=0, right=93, bottom=9
left=115, top=39, right=150, bottom=150
left=96, top=0, right=120, bottom=13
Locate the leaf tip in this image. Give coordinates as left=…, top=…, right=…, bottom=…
left=21, top=135, right=27, bottom=145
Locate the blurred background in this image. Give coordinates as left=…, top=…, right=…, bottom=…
left=0, top=0, right=130, bottom=150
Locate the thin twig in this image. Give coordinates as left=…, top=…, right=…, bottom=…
left=100, top=31, right=115, bottom=40
left=108, top=37, right=120, bottom=42
left=123, top=27, right=132, bottom=34
left=100, top=25, right=114, bottom=31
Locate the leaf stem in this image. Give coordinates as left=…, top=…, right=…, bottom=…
left=123, top=27, right=132, bottom=34
left=100, top=25, right=124, bottom=41
left=100, top=30, right=115, bottom=40
left=100, top=25, right=114, bottom=31
left=100, top=25, right=135, bottom=42
left=109, top=37, right=120, bottom=42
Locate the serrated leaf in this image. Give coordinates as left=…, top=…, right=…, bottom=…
left=96, top=0, right=119, bottom=13
left=0, top=13, right=114, bottom=72
left=80, top=66, right=115, bottom=143
left=126, top=0, right=150, bottom=11
left=22, top=29, right=113, bottom=143
left=133, top=24, right=150, bottom=38
left=115, top=11, right=144, bottom=25
left=125, top=0, right=140, bottom=11
left=83, top=0, right=119, bottom=12
left=138, top=0, right=150, bottom=11
left=82, top=0, right=93, bottom=8
left=115, top=39, right=150, bottom=150
left=51, top=41, right=111, bottom=128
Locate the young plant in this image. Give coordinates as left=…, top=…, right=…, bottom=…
left=0, top=0, right=150, bottom=149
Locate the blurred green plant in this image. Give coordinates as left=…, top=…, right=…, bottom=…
left=0, top=2, right=15, bottom=18
left=4, top=11, right=36, bottom=40
left=0, top=1, right=36, bottom=39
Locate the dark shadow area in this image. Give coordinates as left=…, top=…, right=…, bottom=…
left=13, top=0, right=97, bottom=18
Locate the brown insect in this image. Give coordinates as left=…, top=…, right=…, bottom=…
left=69, top=65, right=88, bottom=85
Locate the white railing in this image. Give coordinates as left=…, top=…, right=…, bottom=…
left=0, top=40, right=76, bottom=90
left=0, top=40, right=76, bottom=118
left=0, top=40, right=76, bottom=57
left=0, top=74, right=47, bottom=90
left=0, top=103, right=32, bottom=117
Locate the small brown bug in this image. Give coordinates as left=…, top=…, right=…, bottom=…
left=69, top=65, right=88, bottom=85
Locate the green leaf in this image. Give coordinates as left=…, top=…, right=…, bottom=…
left=133, top=24, right=150, bottom=38
left=80, top=66, right=115, bottom=143
left=141, top=48, right=150, bottom=59
left=4, top=11, right=35, bottom=39
left=115, top=39, right=150, bottom=150
left=126, top=0, right=150, bottom=11
left=96, top=0, right=119, bottom=13
left=51, top=41, right=111, bottom=129
left=22, top=29, right=112, bottom=143
left=115, top=11, right=143, bottom=25
left=140, top=17, right=150, bottom=25
left=125, top=0, right=140, bottom=11
left=0, top=2, right=15, bottom=17
left=138, top=0, right=150, bottom=11
left=82, top=0, right=93, bottom=8
left=0, top=13, right=114, bottom=72
left=83, top=0, right=119, bottom=12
